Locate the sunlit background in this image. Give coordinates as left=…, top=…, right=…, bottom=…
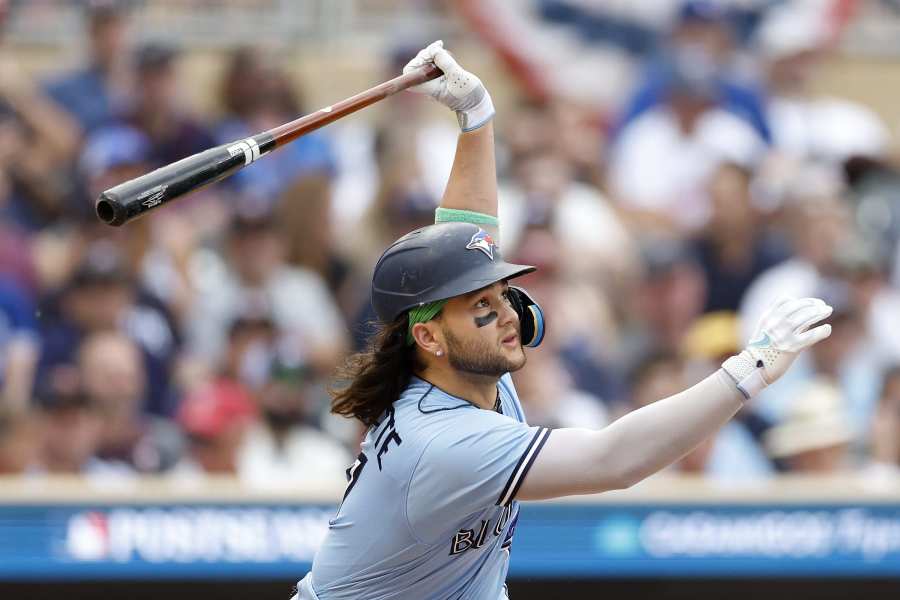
left=2, top=1, right=900, bottom=598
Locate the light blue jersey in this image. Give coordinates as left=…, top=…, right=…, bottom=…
left=295, top=374, right=550, bottom=600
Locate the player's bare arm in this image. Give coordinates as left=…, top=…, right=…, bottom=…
left=440, top=122, right=497, bottom=219
left=403, top=41, right=499, bottom=231
left=517, top=297, right=834, bottom=500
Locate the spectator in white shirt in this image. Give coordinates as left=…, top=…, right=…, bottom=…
left=608, top=48, right=765, bottom=234
left=187, top=210, right=348, bottom=379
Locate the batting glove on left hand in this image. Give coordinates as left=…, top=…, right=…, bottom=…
left=722, top=297, right=833, bottom=400
left=403, top=40, right=495, bottom=132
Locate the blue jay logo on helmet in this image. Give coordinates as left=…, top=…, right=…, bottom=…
left=465, top=228, right=496, bottom=261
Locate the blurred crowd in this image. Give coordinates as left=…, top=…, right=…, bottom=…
left=1, top=0, right=900, bottom=488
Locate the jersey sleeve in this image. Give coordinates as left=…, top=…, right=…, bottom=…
left=405, top=411, right=550, bottom=542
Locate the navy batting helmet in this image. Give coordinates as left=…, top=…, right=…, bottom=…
left=371, top=222, right=545, bottom=346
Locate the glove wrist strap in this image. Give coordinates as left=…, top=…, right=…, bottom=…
left=457, top=92, right=495, bottom=132
left=721, top=352, right=768, bottom=400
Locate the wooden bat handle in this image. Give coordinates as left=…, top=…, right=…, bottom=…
left=269, top=62, right=442, bottom=148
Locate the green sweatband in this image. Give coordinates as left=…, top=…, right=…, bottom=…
left=434, top=207, right=499, bottom=227
left=407, top=299, right=447, bottom=346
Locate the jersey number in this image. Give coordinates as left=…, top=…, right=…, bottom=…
left=338, top=408, right=402, bottom=510
left=340, top=452, right=368, bottom=507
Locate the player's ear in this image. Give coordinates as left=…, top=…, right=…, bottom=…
left=411, top=322, right=445, bottom=358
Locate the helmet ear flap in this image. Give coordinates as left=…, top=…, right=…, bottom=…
left=508, top=286, right=545, bottom=348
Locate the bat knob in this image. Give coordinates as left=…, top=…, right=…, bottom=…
left=95, top=192, right=127, bottom=226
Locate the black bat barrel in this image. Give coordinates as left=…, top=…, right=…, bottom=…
left=95, top=133, right=275, bottom=226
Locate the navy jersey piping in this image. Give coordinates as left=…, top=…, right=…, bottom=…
left=496, top=427, right=551, bottom=506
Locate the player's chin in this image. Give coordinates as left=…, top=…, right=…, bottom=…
left=504, top=346, right=527, bottom=372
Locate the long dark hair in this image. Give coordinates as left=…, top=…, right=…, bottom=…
left=330, top=317, right=422, bottom=427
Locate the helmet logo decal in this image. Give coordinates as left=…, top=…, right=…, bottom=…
left=466, top=228, right=496, bottom=261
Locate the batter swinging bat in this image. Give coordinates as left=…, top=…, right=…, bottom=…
left=95, top=63, right=442, bottom=226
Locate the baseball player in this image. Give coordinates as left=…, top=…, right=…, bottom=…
left=293, top=41, right=833, bottom=600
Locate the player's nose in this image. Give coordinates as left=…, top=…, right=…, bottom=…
left=498, top=297, right=519, bottom=328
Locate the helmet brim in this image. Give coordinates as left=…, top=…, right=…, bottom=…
left=389, top=260, right=535, bottom=321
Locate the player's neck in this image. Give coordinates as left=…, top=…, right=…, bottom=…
left=417, top=365, right=498, bottom=410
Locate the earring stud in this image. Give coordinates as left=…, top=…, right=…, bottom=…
left=436, top=350, right=443, bottom=357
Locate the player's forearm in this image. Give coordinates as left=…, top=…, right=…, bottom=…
left=518, top=370, right=743, bottom=500
left=439, top=122, right=498, bottom=218
left=584, top=370, right=743, bottom=489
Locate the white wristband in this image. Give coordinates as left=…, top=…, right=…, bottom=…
left=457, top=93, right=495, bottom=132
left=721, top=353, right=768, bottom=400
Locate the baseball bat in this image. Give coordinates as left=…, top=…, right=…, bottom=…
left=95, top=63, right=442, bottom=226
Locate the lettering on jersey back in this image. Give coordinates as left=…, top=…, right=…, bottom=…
left=375, top=406, right=403, bottom=470
left=449, top=504, right=514, bottom=556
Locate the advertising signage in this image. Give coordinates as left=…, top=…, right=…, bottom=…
left=1, top=501, right=899, bottom=579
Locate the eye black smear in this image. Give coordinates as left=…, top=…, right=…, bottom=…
left=474, top=311, right=498, bottom=328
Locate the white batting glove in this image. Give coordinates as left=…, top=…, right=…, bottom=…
left=403, top=40, right=495, bottom=132
left=722, top=297, right=833, bottom=400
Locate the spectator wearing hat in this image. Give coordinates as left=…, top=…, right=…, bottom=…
left=237, top=354, right=351, bottom=489
left=763, top=378, right=853, bottom=473
left=37, top=251, right=136, bottom=372
left=220, top=311, right=279, bottom=390
left=172, top=379, right=257, bottom=478
left=36, top=248, right=181, bottom=417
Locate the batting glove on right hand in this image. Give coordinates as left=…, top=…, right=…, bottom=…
left=403, top=40, right=495, bottom=132
left=722, top=297, right=833, bottom=400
